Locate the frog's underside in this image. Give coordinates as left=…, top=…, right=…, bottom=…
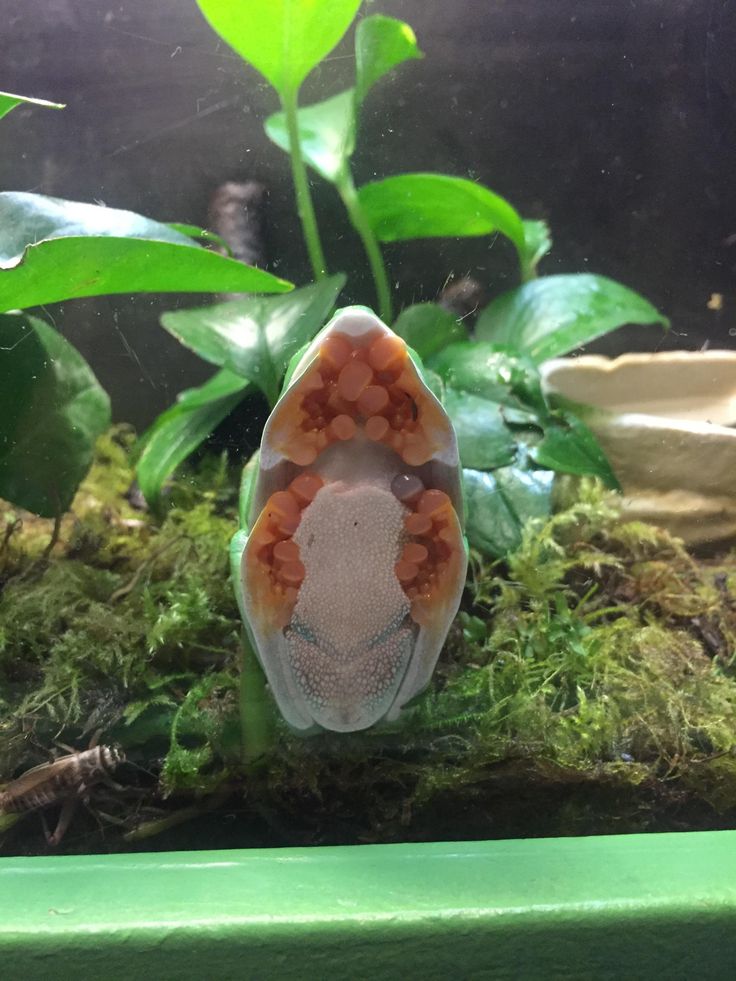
left=232, top=307, right=468, bottom=733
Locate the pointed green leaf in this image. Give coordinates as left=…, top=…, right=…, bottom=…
left=0, top=192, right=196, bottom=260
left=357, top=174, right=526, bottom=253
left=392, top=303, right=467, bottom=360
left=195, top=0, right=362, bottom=95
left=476, top=274, right=669, bottom=364
left=0, top=312, right=110, bottom=517
left=355, top=15, right=423, bottom=105
left=520, top=219, right=552, bottom=279
left=159, top=275, right=346, bottom=406
left=444, top=389, right=516, bottom=470
left=136, top=369, right=251, bottom=507
left=530, top=414, right=620, bottom=489
left=0, top=238, right=290, bottom=313
left=0, top=193, right=291, bottom=311
left=167, top=222, right=233, bottom=254
left=0, top=91, right=65, bottom=122
left=464, top=465, right=554, bottom=558
left=265, top=90, right=356, bottom=184
left=166, top=367, right=252, bottom=411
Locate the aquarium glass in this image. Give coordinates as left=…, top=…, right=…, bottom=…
left=1, top=0, right=735, bottom=855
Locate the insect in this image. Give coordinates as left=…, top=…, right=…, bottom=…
left=0, top=743, right=125, bottom=846
left=231, top=306, right=468, bottom=733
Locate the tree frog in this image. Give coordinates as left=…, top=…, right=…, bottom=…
left=230, top=306, right=467, bottom=732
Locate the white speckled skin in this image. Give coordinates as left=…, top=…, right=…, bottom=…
left=236, top=307, right=467, bottom=733
left=288, top=478, right=413, bottom=731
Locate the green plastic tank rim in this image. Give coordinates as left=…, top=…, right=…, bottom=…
left=1, top=831, right=735, bottom=979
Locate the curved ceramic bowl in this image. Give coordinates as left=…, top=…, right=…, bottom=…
left=540, top=351, right=736, bottom=546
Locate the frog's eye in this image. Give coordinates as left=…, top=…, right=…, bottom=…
left=238, top=307, right=467, bottom=732
left=391, top=473, right=425, bottom=504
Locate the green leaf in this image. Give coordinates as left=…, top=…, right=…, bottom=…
left=167, top=222, right=233, bottom=255
left=436, top=341, right=618, bottom=486
left=265, top=90, right=356, bottom=184
left=475, top=274, right=669, bottom=364
left=166, top=367, right=252, bottom=410
left=464, top=465, right=554, bottom=558
left=0, top=312, right=110, bottom=517
left=0, top=192, right=196, bottom=261
left=392, top=303, right=467, bottom=360
left=0, top=194, right=291, bottom=311
left=0, top=91, right=65, bottom=122
left=520, top=219, right=552, bottom=279
left=430, top=341, right=546, bottom=414
left=357, top=174, right=526, bottom=253
left=159, top=275, right=346, bottom=406
left=355, top=15, right=423, bottom=105
left=195, top=0, right=362, bottom=95
left=443, top=388, right=516, bottom=471
left=0, top=237, right=290, bottom=313
left=530, top=413, right=620, bottom=489
left=136, top=369, right=250, bottom=507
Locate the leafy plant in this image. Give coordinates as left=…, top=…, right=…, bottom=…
left=138, top=1, right=667, bottom=551
left=0, top=90, right=65, bottom=121
left=0, top=95, right=292, bottom=518
left=137, top=276, right=346, bottom=508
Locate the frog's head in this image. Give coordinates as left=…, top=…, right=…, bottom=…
left=237, top=307, right=467, bottom=732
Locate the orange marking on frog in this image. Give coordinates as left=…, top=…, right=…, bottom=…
left=329, top=413, right=356, bottom=441
left=246, top=476, right=324, bottom=628
left=269, top=329, right=450, bottom=467
left=289, top=471, right=324, bottom=506
left=396, top=488, right=463, bottom=626
left=357, top=384, right=390, bottom=416
left=395, top=559, right=419, bottom=584
left=337, top=359, right=373, bottom=402
left=365, top=415, right=390, bottom=442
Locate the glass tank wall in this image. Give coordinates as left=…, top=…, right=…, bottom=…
left=0, top=0, right=735, bottom=855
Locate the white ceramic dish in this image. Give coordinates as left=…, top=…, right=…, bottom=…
left=540, top=351, right=736, bottom=545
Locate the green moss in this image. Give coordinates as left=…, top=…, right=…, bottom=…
left=0, top=430, right=240, bottom=782
left=2, top=450, right=736, bottom=853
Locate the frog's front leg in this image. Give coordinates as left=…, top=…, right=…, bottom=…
left=235, top=306, right=467, bottom=733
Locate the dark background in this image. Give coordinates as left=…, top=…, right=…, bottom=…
left=2, top=0, right=735, bottom=429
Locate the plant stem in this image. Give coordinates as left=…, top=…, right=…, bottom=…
left=123, top=792, right=230, bottom=842
left=281, top=89, right=328, bottom=281
left=239, top=633, right=274, bottom=767
left=338, top=170, right=393, bottom=324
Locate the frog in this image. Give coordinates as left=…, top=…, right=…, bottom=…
left=230, top=306, right=468, bottom=733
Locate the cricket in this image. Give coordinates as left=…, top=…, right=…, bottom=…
left=0, top=743, right=125, bottom=846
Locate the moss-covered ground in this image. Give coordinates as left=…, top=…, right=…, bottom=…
left=1, top=430, right=736, bottom=854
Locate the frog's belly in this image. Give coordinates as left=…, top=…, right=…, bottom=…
left=286, top=481, right=414, bottom=731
